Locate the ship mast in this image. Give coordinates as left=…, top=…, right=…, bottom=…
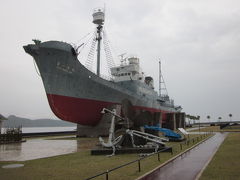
left=96, top=25, right=103, bottom=76
left=158, top=60, right=169, bottom=98
left=92, top=8, right=105, bottom=76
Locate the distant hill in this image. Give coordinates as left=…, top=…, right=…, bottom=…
left=3, top=115, right=76, bottom=127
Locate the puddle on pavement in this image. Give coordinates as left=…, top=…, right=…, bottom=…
left=2, top=164, right=24, bottom=168
left=0, top=137, right=83, bottom=161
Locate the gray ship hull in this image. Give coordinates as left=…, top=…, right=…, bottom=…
left=24, top=41, right=178, bottom=126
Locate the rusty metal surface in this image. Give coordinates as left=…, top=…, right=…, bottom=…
left=140, top=133, right=227, bottom=180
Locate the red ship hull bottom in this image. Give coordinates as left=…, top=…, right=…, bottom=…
left=47, top=94, right=169, bottom=126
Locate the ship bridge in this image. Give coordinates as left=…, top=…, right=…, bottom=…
left=110, top=57, right=158, bottom=97
left=110, top=57, right=144, bottom=82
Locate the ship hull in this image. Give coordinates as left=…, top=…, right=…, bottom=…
left=24, top=41, right=177, bottom=126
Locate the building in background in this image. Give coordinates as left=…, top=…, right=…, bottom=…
left=0, top=114, right=7, bottom=134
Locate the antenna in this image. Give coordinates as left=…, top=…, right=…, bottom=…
left=104, top=3, right=106, bottom=14
left=158, top=59, right=169, bottom=97
left=119, top=53, right=127, bottom=65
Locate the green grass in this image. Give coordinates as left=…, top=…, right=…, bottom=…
left=200, top=133, right=240, bottom=180
left=44, top=136, right=78, bottom=140
left=191, top=125, right=240, bottom=132
left=0, top=134, right=209, bottom=180
left=24, top=134, right=76, bottom=140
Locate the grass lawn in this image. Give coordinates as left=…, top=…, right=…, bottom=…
left=200, top=133, right=240, bottom=180
left=0, top=134, right=209, bottom=180
left=191, top=125, right=240, bottom=132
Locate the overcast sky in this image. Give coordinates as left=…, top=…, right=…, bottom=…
left=0, top=0, right=239, bottom=122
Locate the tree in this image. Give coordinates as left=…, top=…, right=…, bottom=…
left=185, top=114, right=190, bottom=126
left=207, top=115, right=210, bottom=122
left=229, top=114, right=232, bottom=122
left=218, top=117, right=222, bottom=122
left=197, top=115, right=201, bottom=132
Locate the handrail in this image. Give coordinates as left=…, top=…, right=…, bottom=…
left=85, top=132, right=213, bottom=180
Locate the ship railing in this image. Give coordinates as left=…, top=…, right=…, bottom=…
left=84, top=132, right=213, bottom=180
left=100, top=74, right=114, bottom=81
left=85, top=66, right=114, bottom=81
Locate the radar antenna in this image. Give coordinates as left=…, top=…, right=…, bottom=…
left=119, top=53, right=127, bottom=65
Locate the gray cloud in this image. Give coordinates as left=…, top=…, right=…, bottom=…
left=0, top=0, right=239, bottom=122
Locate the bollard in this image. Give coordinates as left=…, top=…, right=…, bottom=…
left=138, top=160, right=141, bottom=172
left=158, top=152, right=160, bottom=162
left=180, top=143, right=182, bottom=150
left=106, top=170, right=109, bottom=180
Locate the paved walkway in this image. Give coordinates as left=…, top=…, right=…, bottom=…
left=141, top=133, right=227, bottom=180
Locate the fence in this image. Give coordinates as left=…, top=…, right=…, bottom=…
left=85, top=132, right=213, bottom=180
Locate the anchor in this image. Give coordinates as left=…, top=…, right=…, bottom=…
left=98, top=108, right=169, bottom=156
left=99, top=108, right=123, bottom=156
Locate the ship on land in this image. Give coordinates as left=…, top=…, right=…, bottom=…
left=23, top=8, right=182, bottom=126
